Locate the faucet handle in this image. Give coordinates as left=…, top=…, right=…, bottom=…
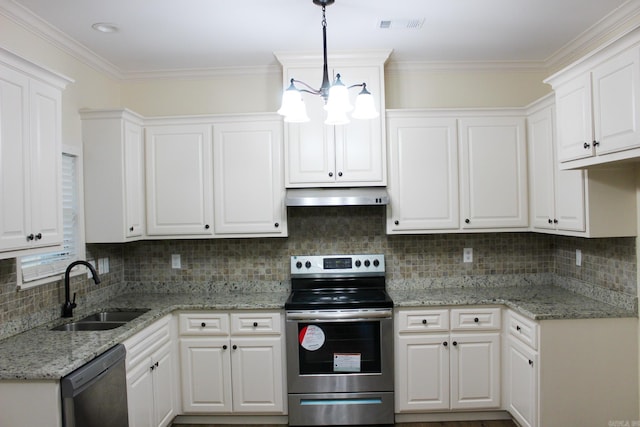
left=71, top=292, right=77, bottom=309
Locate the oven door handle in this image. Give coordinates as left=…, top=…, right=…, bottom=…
left=286, top=309, right=392, bottom=321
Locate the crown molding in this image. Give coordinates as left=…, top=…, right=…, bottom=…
left=385, top=60, right=549, bottom=73
left=120, top=64, right=282, bottom=81
left=544, top=0, right=640, bottom=72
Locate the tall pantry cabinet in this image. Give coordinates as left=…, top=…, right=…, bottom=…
left=0, top=48, right=72, bottom=257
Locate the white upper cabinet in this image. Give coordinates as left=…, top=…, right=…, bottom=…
left=0, top=48, right=71, bottom=257
left=276, top=51, right=390, bottom=187
left=546, top=35, right=640, bottom=168
left=213, top=117, right=287, bottom=237
left=528, top=99, right=636, bottom=237
left=145, top=123, right=214, bottom=237
left=459, top=116, right=528, bottom=229
left=386, top=115, right=459, bottom=232
left=81, top=109, right=146, bottom=242
left=386, top=111, right=528, bottom=234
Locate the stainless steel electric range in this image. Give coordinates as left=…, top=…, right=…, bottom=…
left=285, top=254, right=394, bottom=426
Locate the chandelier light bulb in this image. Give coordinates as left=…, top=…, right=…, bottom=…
left=351, top=86, right=379, bottom=120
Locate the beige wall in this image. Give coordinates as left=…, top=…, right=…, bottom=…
left=385, top=68, right=552, bottom=109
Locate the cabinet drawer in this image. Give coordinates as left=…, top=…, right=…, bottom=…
left=179, top=312, right=229, bottom=336
left=123, top=314, right=172, bottom=369
left=450, top=307, right=501, bottom=331
left=230, top=312, right=281, bottom=335
left=396, top=309, right=449, bottom=332
left=507, top=310, right=538, bottom=350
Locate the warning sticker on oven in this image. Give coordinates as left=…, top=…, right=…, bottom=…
left=334, top=353, right=362, bottom=372
left=299, top=325, right=325, bottom=351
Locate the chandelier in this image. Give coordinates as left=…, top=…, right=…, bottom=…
left=277, top=0, right=379, bottom=125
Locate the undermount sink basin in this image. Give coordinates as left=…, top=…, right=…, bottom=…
left=50, top=308, right=150, bottom=331
left=51, top=321, right=126, bottom=331
left=78, top=309, right=150, bottom=323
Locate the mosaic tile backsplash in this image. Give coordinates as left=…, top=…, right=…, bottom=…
left=0, top=206, right=637, bottom=339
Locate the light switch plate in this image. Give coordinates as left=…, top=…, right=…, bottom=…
left=576, top=249, right=582, bottom=266
left=171, top=254, right=181, bottom=269
left=463, top=248, right=473, bottom=263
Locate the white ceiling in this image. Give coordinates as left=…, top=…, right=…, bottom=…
left=2, top=0, right=635, bottom=77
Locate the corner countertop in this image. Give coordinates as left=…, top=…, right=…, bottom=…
left=389, top=284, right=636, bottom=321
left=0, top=284, right=635, bottom=381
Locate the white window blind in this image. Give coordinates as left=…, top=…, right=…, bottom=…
left=20, top=153, right=79, bottom=282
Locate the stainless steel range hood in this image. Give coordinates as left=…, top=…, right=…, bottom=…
left=285, top=187, right=389, bottom=207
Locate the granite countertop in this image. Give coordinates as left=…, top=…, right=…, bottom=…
left=389, top=284, right=636, bottom=320
left=0, top=284, right=635, bottom=381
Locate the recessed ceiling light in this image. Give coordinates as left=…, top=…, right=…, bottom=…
left=91, top=23, right=118, bottom=33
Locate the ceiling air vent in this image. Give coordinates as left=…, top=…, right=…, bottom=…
left=379, top=19, right=425, bottom=30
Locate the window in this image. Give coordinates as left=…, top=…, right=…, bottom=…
left=18, top=149, right=85, bottom=289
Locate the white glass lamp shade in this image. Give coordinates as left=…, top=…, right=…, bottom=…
left=324, top=75, right=353, bottom=113
left=277, top=85, right=310, bottom=123
left=324, top=108, right=350, bottom=125
left=351, top=86, right=379, bottom=120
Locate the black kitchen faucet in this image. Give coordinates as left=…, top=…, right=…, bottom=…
left=62, top=260, right=101, bottom=318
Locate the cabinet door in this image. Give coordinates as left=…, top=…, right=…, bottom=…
left=387, top=117, right=459, bottom=232
left=554, top=167, right=585, bottom=232
left=145, top=124, right=214, bottom=236
left=592, top=47, right=640, bottom=156
left=528, top=107, right=556, bottom=230
left=231, top=336, right=285, bottom=413
left=396, top=334, right=449, bottom=412
left=507, top=339, right=537, bottom=427
left=127, top=357, right=155, bottom=427
left=180, top=337, right=233, bottom=413
left=152, top=341, right=176, bottom=427
left=283, top=67, right=335, bottom=185
left=124, top=120, right=145, bottom=238
left=334, top=65, right=385, bottom=185
left=213, top=120, right=286, bottom=236
left=459, top=117, right=528, bottom=229
left=29, top=79, right=62, bottom=248
left=0, top=64, right=30, bottom=252
left=450, top=333, right=500, bottom=410
left=555, top=74, right=594, bottom=162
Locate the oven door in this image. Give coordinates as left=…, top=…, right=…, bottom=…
left=285, top=309, right=393, bottom=394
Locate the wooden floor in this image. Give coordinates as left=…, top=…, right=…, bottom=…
left=173, top=422, right=517, bottom=427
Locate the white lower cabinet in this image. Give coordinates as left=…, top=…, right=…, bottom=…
left=395, top=307, right=501, bottom=413
left=503, top=309, right=638, bottom=427
left=178, top=311, right=286, bottom=414
left=123, top=315, right=177, bottom=427
left=506, top=337, right=537, bottom=427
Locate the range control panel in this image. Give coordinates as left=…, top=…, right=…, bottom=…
left=291, top=254, right=385, bottom=275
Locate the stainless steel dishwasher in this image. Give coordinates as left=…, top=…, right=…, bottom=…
left=61, top=343, right=129, bottom=427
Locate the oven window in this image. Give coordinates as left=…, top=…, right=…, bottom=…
left=297, top=321, right=382, bottom=374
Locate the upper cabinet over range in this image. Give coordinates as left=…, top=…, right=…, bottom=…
left=545, top=29, right=640, bottom=169
left=275, top=51, right=391, bottom=187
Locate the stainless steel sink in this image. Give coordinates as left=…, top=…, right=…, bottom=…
left=78, top=309, right=150, bottom=323
left=51, top=308, right=150, bottom=331
left=51, top=321, right=126, bottom=331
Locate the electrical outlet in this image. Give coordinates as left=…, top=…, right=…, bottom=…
left=463, top=247, right=473, bottom=263
left=576, top=249, right=582, bottom=267
left=171, top=254, right=181, bottom=269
